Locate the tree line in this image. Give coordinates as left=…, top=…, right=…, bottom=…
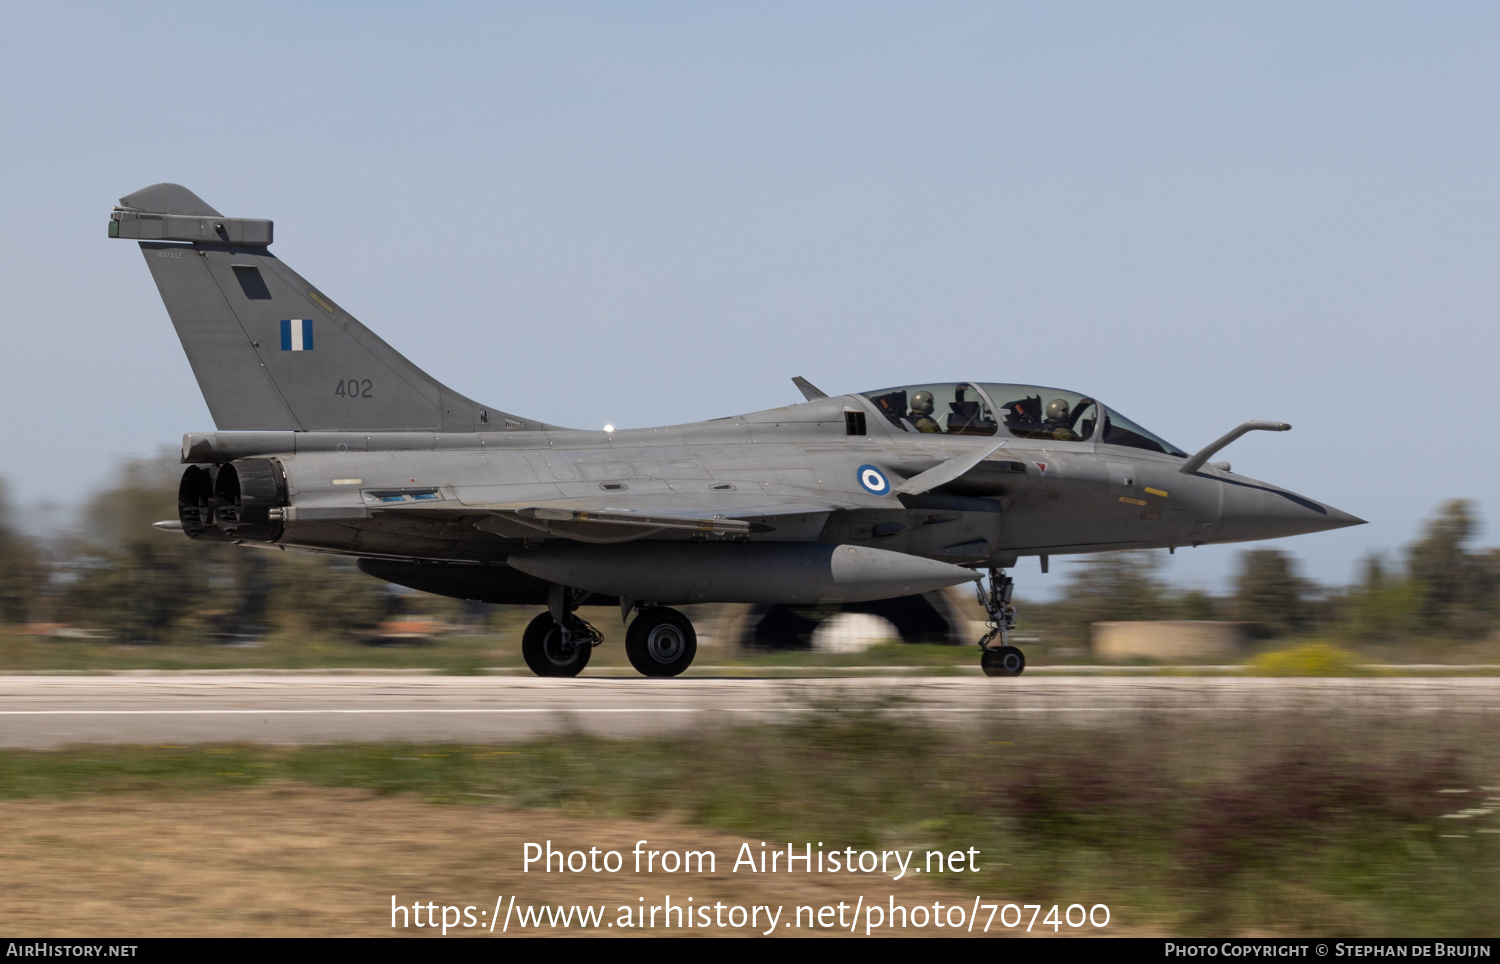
left=0, top=459, right=402, bottom=643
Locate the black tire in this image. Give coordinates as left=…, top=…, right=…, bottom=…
left=625, top=607, right=697, bottom=677
left=981, top=645, right=1025, bottom=678
left=521, top=612, right=592, bottom=678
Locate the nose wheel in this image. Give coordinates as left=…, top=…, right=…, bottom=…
left=976, top=567, right=1025, bottom=678
left=981, top=645, right=1025, bottom=677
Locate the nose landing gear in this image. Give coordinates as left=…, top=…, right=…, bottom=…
left=976, top=568, right=1025, bottom=677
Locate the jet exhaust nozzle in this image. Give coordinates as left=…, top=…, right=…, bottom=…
left=177, top=459, right=288, bottom=543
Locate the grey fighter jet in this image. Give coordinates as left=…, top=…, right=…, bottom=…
left=111, top=184, right=1364, bottom=678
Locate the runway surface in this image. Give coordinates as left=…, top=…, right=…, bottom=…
left=2, top=674, right=1499, bottom=748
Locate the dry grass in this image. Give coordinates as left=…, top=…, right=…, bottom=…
left=0, top=785, right=985, bottom=937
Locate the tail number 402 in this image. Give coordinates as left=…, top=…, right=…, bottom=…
left=335, top=379, right=373, bottom=398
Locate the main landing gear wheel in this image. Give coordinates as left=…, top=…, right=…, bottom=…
left=981, top=646, right=1025, bottom=678
left=625, top=607, right=697, bottom=678
left=521, top=611, right=592, bottom=678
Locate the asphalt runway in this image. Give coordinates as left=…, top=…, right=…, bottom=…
left=2, top=675, right=1498, bottom=748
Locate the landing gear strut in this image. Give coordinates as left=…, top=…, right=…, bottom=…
left=976, top=568, right=1025, bottom=677
left=522, top=586, right=603, bottom=678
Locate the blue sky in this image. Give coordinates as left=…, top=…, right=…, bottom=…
left=2, top=3, right=1496, bottom=595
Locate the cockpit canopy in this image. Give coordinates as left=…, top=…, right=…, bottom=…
left=861, top=383, right=999, bottom=438
left=857, top=382, right=1187, bottom=457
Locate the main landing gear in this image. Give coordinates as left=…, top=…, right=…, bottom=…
left=624, top=606, right=697, bottom=678
left=976, top=568, right=1025, bottom=678
left=521, top=586, right=698, bottom=678
left=522, top=586, right=604, bottom=678
left=521, top=611, right=601, bottom=677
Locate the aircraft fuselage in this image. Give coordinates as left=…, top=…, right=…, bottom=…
left=182, top=391, right=1358, bottom=576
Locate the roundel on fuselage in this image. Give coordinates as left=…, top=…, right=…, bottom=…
left=857, top=464, right=891, bottom=495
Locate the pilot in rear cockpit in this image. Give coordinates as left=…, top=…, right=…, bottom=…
left=908, top=391, right=941, bottom=433
left=1044, top=398, right=1081, bottom=441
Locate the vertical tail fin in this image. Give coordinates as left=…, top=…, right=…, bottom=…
left=112, top=183, right=538, bottom=433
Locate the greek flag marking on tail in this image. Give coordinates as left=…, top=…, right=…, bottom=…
left=280, top=319, right=314, bottom=351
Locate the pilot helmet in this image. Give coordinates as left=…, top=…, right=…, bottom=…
left=1045, top=398, right=1071, bottom=422
left=911, top=391, right=935, bottom=416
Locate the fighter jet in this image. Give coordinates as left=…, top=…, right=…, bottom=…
left=111, top=183, right=1364, bottom=678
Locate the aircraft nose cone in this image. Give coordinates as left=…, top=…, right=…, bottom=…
left=1322, top=505, right=1368, bottom=530
left=1215, top=481, right=1366, bottom=544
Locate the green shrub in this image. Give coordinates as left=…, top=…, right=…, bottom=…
left=1250, top=641, right=1365, bottom=676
